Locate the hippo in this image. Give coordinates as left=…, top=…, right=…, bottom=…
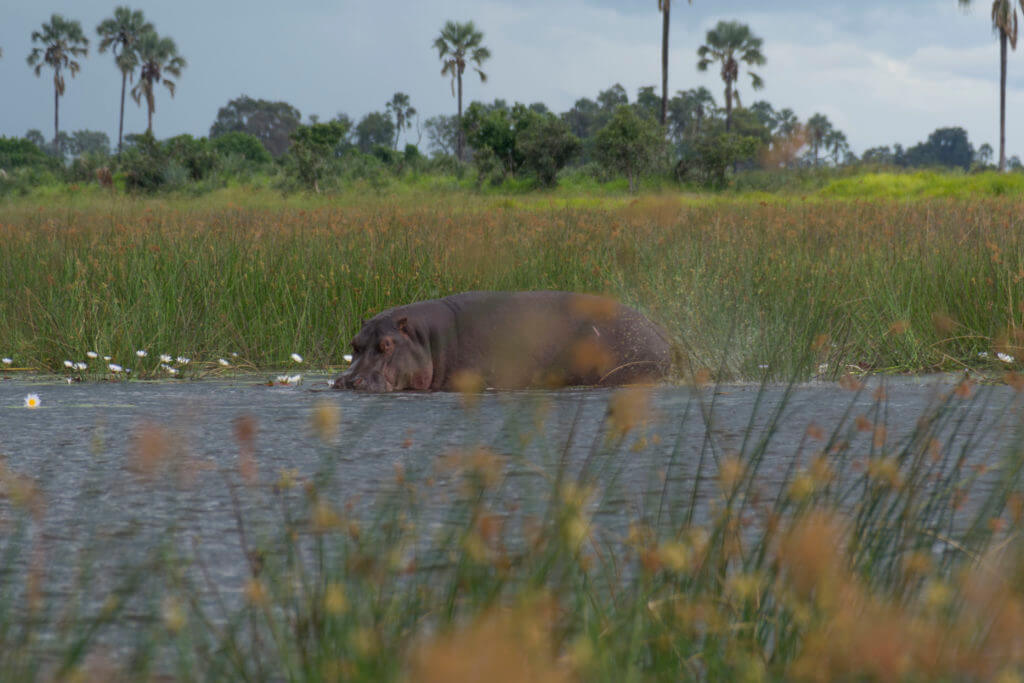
left=333, top=291, right=671, bottom=392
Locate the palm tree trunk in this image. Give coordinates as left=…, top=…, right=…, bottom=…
left=118, top=70, right=127, bottom=156
left=457, top=71, right=465, bottom=161
left=147, top=104, right=153, bottom=135
left=660, top=1, right=669, bottom=126
left=53, top=85, right=60, bottom=157
left=999, top=29, right=1007, bottom=172
left=724, top=83, right=732, bottom=132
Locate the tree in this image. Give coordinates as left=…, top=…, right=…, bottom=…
left=977, top=142, right=995, bottom=166
left=805, top=113, right=833, bottom=166
left=385, top=92, right=417, bottom=150
left=862, top=146, right=895, bottom=165
left=696, top=21, right=765, bottom=132
left=562, top=97, right=601, bottom=139
left=131, top=30, right=186, bottom=134
left=823, top=129, right=849, bottom=165
left=27, top=14, right=89, bottom=154
left=287, top=121, right=350, bottom=192
left=594, top=105, right=666, bottom=193
left=434, top=20, right=491, bottom=161
left=424, top=115, right=460, bottom=156
left=210, top=96, right=301, bottom=157
left=354, top=112, right=396, bottom=154
left=958, top=0, right=1024, bottom=171
left=210, top=131, right=272, bottom=164
left=904, top=127, right=974, bottom=169
left=597, top=84, right=629, bottom=111
left=68, top=130, right=111, bottom=158
left=96, top=7, right=152, bottom=155
left=658, top=0, right=692, bottom=126
left=636, top=85, right=661, bottom=120
left=516, top=113, right=580, bottom=187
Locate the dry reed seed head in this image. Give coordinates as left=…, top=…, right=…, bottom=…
left=954, top=377, right=975, bottom=398
left=867, top=457, right=902, bottom=489
left=311, top=500, right=342, bottom=533
left=932, top=311, right=957, bottom=335
left=805, top=423, right=825, bottom=440
left=655, top=541, right=692, bottom=573
left=233, top=414, right=259, bottom=484
left=693, top=367, right=712, bottom=387
left=725, top=572, right=764, bottom=603
left=244, top=578, right=269, bottom=607
left=161, top=596, right=186, bottom=633
left=275, top=468, right=299, bottom=491
left=310, top=400, right=341, bottom=442
left=568, top=293, right=619, bottom=321
left=324, top=582, right=348, bottom=615
left=1010, top=494, right=1024, bottom=525
left=855, top=415, right=873, bottom=432
left=450, top=369, right=485, bottom=408
left=607, top=386, right=651, bottom=436
left=779, top=511, right=847, bottom=602
left=436, top=447, right=505, bottom=489
left=718, top=455, right=745, bottom=494
left=839, top=373, right=863, bottom=391
left=1006, top=372, right=1024, bottom=392
left=788, top=472, right=815, bottom=502
left=406, top=598, right=573, bottom=683
left=873, top=425, right=888, bottom=449
left=811, top=333, right=830, bottom=352
left=571, top=337, right=615, bottom=377
left=887, top=320, right=911, bottom=336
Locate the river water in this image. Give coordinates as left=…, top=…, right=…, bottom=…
left=0, top=373, right=1021, bottom=659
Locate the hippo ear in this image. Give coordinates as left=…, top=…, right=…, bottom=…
left=379, top=336, right=394, bottom=353
left=396, top=317, right=411, bottom=336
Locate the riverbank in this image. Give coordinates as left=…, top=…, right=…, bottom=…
left=2, top=191, right=1023, bottom=380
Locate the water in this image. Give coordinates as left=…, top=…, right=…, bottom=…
left=0, top=372, right=1021, bottom=655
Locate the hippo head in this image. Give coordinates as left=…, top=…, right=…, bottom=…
left=334, top=315, right=433, bottom=392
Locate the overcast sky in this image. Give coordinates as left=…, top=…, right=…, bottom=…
left=2, top=0, right=1022, bottom=156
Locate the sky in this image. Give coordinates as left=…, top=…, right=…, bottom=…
left=1, top=0, right=1022, bottom=157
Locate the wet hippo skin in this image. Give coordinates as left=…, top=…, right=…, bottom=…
left=334, top=291, right=671, bottom=391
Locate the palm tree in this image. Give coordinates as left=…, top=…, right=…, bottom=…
left=386, top=92, right=417, bottom=149
left=434, top=20, right=490, bottom=161
left=958, top=0, right=1024, bottom=171
left=26, top=14, right=89, bottom=154
left=97, top=7, right=153, bottom=155
left=658, top=0, right=692, bottom=126
left=823, top=129, right=849, bottom=165
left=696, top=20, right=765, bottom=132
left=130, top=30, right=186, bottom=135
left=805, top=113, right=832, bottom=166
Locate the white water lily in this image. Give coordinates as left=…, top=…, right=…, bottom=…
left=161, top=364, right=179, bottom=375
left=979, top=351, right=989, bottom=358
left=103, top=355, right=112, bottom=362
left=291, top=353, right=304, bottom=363
left=75, top=362, right=87, bottom=371
left=276, top=374, right=302, bottom=385
left=1, top=358, right=11, bottom=365
left=218, top=358, right=230, bottom=367
left=343, top=354, right=353, bottom=363
left=109, top=363, right=123, bottom=373
left=160, top=354, right=172, bottom=363
left=63, top=360, right=74, bottom=368
left=86, top=351, right=99, bottom=359
left=998, top=352, right=1015, bottom=364
left=176, top=356, right=191, bottom=365
left=136, top=349, right=148, bottom=358
left=24, top=394, right=40, bottom=409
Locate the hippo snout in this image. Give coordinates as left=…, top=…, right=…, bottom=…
left=333, top=369, right=390, bottom=392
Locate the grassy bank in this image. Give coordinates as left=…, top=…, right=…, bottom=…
left=2, top=189, right=1024, bottom=378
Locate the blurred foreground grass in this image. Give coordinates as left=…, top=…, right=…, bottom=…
left=1, top=375, right=1024, bottom=680
left=1, top=191, right=1024, bottom=379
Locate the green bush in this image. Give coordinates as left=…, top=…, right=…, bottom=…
left=120, top=132, right=166, bottom=193
left=210, top=131, right=272, bottom=165
left=163, top=135, right=218, bottom=181
left=0, top=136, right=58, bottom=170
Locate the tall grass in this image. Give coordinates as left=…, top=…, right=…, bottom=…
left=2, top=192, right=1024, bottom=378
left=2, top=375, right=1024, bottom=679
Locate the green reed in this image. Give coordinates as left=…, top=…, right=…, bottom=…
left=1, top=193, right=1024, bottom=379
